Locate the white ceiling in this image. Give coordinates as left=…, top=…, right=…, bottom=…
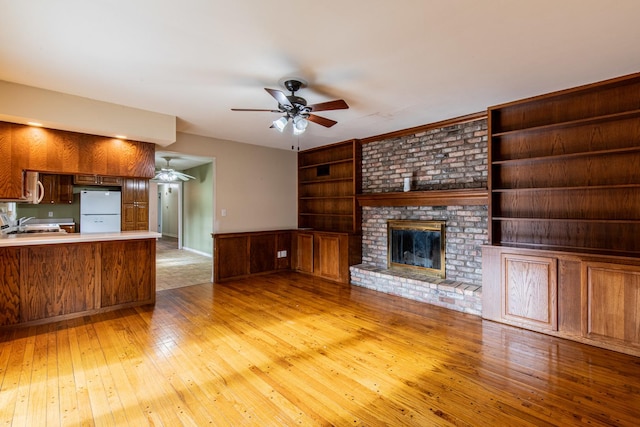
left=1, top=1, right=640, bottom=156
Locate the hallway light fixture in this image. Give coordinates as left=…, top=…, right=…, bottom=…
left=153, top=157, right=195, bottom=182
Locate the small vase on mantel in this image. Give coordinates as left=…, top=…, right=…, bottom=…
left=403, top=177, right=411, bottom=192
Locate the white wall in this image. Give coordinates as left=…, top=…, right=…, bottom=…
left=164, top=132, right=298, bottom=233
left=159, top=183, right=180, bottom=237
left=0, top=80, right=175, bottom=145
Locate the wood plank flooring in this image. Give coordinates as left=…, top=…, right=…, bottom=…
left=1, top=271, right=639, bottom=426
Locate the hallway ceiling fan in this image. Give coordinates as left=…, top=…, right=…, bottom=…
left=231, top=78, right=349, bottom=135
left=153, top=156, right=195, bottom=182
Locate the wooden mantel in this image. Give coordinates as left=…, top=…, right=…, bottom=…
left=356, top=188, right=488, bottom=207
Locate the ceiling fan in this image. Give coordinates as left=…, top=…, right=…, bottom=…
left=153, top=156, right=195, bottom=182
left=231, top=78, right=349, bottom=135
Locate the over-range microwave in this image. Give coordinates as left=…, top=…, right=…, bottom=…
left=0, top=171, right=45, bottom=204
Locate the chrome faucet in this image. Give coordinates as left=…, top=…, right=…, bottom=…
left=17, top=216, right=35, bottom=226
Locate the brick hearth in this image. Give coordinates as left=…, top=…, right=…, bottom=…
left=350, top=263, right=482, bottom=315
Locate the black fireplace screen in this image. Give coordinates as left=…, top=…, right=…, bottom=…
left=388, top=220, right=445, bottom=278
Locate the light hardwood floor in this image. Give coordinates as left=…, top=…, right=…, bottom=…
left=1, top=272, right=639, bottom=426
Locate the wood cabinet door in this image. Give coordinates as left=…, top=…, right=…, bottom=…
left=57, top=174, right=74, bottom=203
left=40, top=173, right=57, bottom=204
left=0, top=247, right=20, bottom=326
left=316, top=233, right=342, bottom=281
left=74, top=174, right=98, bottom=185
left=501, top=253, right=558, bottom=331
left=583, top=262, right=640, bottom=347
left=20, top=243, right=97, bottom=321
left=295, top=233, right=314, bottom=273
left=0, top=122, right=23, bottom=200
left=215, top=236, right=249, bottom=281
left=100, top=240, right=154, bottom=307
left=39, top=173, right=74, bottom=204
left=121, top=178, right=149, bottom=231
left=134, top=202, right=149, bottom=230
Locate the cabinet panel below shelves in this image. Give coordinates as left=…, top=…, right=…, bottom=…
left=585, top=262, right=640, bottom=345
left=483, top=245, right=640, bottom=357
left=501, top=253, right=557, bottom=330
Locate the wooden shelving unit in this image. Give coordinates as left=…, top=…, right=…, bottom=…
left=298, top=140, right=361, bottom=233
left=488, top=72, right=640, bottom=256
left=482, top=72, right=640, bottom=357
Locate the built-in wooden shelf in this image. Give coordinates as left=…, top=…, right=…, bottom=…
left=356, top=188, right=488, bottom=207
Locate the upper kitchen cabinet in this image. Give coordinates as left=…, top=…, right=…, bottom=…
left=0, top=122, right=26, bottom=200
left=0, top=122, right=156, bottom=201
left=74, top=174, right=123, bottom=186
left=40, top=173, right=74, bottom=204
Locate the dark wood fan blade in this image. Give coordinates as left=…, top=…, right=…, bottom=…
left=265, top=88, right=292, bottom=108
left=307, top=114, right=338, bottom=128
left=231, top=108, right=281, bottom=112
left=307, top=99, right=349, bottom=112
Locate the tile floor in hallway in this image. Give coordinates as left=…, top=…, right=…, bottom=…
left=156, top=236, right=213, bottom=291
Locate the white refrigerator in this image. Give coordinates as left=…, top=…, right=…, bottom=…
left=80, top=190, right=122, bottom=233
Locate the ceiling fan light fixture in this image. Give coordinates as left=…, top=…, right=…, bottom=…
left=153, top=156, right=196, bottom=182
left=273, top=116, right=288, bottom=132
left=293, top=116, right=308, bottom=131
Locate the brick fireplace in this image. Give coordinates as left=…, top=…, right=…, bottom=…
left=350, top=117, right=489, bottom=315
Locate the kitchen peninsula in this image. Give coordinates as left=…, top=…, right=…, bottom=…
left=0, top=120, right=161, bottom=327
left=0, top=231, right=159, bottom=327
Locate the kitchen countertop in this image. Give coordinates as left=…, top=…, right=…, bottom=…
left=21, top=217, right=76, bottom=225
left=0, top=231, right=161, bottom=247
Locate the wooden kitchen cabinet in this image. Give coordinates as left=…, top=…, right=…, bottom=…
left=59, top=224, right=76, bottom=233
left=121, top=178, right=149, bottom=231
left=101, top=239, right=155, bottom=307
left=40, top=173, right=74, bottom=204
left=20, top=243, right=97, bottom=322
left=0, top=237, right=156, bottom=327
left=0, top=247, right=20, bottom=326
left=74, top=174, right=123, bottom=186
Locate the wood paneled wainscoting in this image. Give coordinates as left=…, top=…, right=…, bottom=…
left=213, top=229, right=361, bottom=284
left=0, top=272, right=638, bottom=426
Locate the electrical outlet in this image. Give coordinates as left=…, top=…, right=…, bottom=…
left=48, top=211, right=54, bottom=217
left=221, top=208, right=227, bottom=217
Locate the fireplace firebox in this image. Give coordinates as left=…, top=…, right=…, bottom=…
left=388, top=220, right=445, bottom=278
